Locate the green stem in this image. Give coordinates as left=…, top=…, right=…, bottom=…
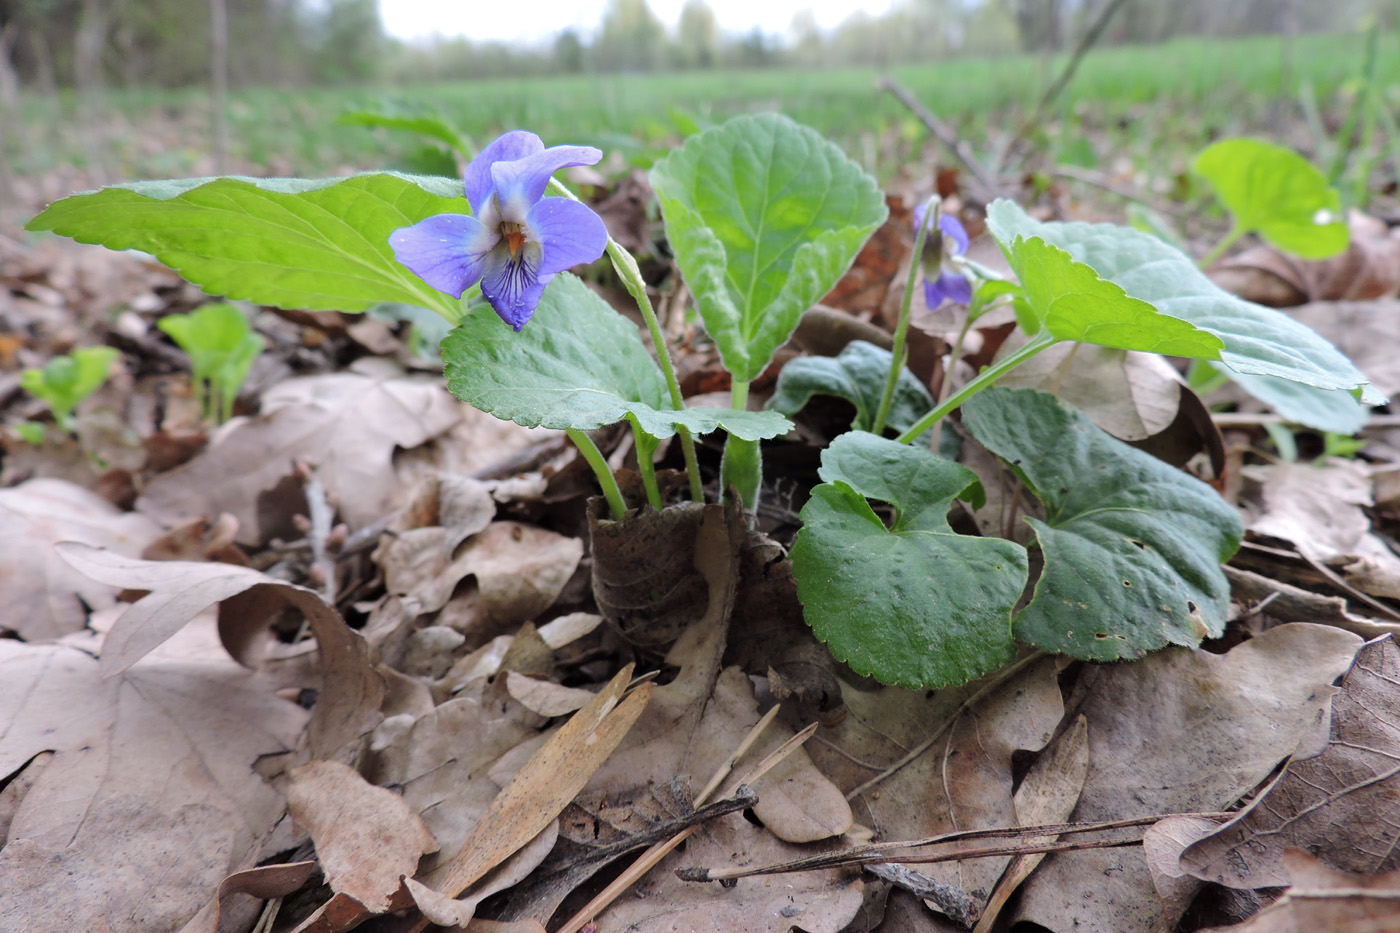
left=896, top=334, right=1057, bottom=444
left=720, top=379, right=761, bottom=509
left=549, top=177, right=704, bottom=503
left=873, top=195, right=939, bottom=437
left=929, top=313, right=974, bottom=453
left=567, top=428, right=627, bottom=520
left=1198, top=222, right=1244, bottom=270
left=630, top=419, right=663, bottom=511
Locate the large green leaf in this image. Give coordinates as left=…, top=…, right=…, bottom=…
left=1194, top=138, right=1348, bottom=260
left=1008, top=235, right=1223, bottom=357
left=986, top=199, right=1383, bottom=425
left=790, top=432, right=1028, bottom=689
left=443, top=273, right=791, bottom=441
left=766, top=340, right=934, bottom=436
left=649, top=113, right=887, bottom=383
left=27, top=173, right=466, bottom=319
left=962, top=387, right=1243, bottom=661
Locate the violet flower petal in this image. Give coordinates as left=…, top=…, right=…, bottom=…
left=489, top=145, right=604, bottom=221
left=388, top=214, right=496, bottom=299
left=940, top=214, right=969, bottom=254
left=464, top=130, right=544, bottom=214
left=927, top=270, right=972, bottom=307
left=528, top=197, right=610, bottom=276
left=480, top=243, right=549, bottom=330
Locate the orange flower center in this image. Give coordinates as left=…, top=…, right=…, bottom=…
left=501, top=223, right=526, bottom=257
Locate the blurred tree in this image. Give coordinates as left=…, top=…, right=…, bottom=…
left=675, top=0, right=719, bottom=68
left=554, top=28, right=585, bottom=73
left=595, top=0, right=666, bottom=71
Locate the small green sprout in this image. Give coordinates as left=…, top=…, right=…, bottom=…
left=19, top=345, right=120, bottom=433
left=158, top=303, right=264, bottom=423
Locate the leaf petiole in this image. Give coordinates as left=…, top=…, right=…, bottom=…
left=567, top=428, right=628, bottom=520
left=874, top=195, right=939, bottom=437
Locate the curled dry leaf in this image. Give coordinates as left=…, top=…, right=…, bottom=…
left=1243, top=460, right=1400, bottom=600
left=0, top=477, right=160, bottom=641
left=137, top=359, right=463, bottom=546
left=1182, top=636, right=1400, bottom=888
left=1197, top=849, right=1400, bottom=933
left=56, top=543, right=384, bottom=760
left=994, top=332, right=1183, bottom=441
left=286, top=759, right=438, bottom=913
left=1013, top=623, right=1363, bottom=933
left=0, top=626, right=306, bottom=933
left=378, top=520, right=584, bottom=625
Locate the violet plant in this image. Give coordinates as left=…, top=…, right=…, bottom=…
left=27, top=115, right=1382, bottom=690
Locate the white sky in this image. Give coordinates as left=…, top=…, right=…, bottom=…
left=379, top=0, right=892, bottom=45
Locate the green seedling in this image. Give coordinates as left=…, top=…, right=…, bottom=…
left=1194, top=138, right=1349, bottom=265
left=157, top=303, right=264, bottom=423
left=20, top=346, right=120, bottom=433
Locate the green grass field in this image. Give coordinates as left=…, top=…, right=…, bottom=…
left=7, top=30, right=1398, bottom=191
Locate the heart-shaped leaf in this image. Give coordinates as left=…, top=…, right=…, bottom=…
left=766, top=340, right=934, bottom=436
left=790, top=432, right=1028, bottom=688
left=1194, top=138, right=1348, bottom=260
left=443, top=273, right=791, bottom=441
left=27, top=173, right=466, bottom=319
left=987, top=199, right=1382, bottom=427
left=1008, top=235, right=1223, bottom=357
left=650, top=113, right=887, bottom=383
left=961, top=387, right=1243, bottom=661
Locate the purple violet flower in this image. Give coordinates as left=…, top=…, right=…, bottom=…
left=913, top=203, right=972, bottom=308
left=389, top=130, right=609, bottom=330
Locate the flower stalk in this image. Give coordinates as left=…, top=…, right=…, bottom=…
left=873, top=195, right=940, bottom=437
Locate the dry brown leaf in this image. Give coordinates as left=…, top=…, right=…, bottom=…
left=56, top=543, right=384, bottom=760
left=403, top=823, right=558, bottom=927
left=287, top=759, right=438, bottom=912
left=377, top=521, right=584, bottom=625
left=1243, top=460, right=1400, bottom=600
left=421, top=666, right=651, bottom=914
left=137, top=359, right=463, bottom=546
left=1198, top=849, right=1400, bottom=933
left=1283, top=300, right=1400, bottom=400
left=1208, top=211, right=1400, bottom=306
left=0, top=624, right=306, bottom=933
left=1143, top=815, right=1224, bottom=905
left=594, top=816, right=865, bottom=933
left=974, top=714, right=1091, bottom=933
left=803, top=655, right=1064, bottom=926
left=1182, top=636, right=1400, bottom=888
left=0, top=477, right=159, bottom=640
left=505, top=672, right=598, bottom=716
left=1013, top=623, right=1363, bottom=933
left=177, top=861, right=319, bottom=933
left=994, top=333, right=1183, bottom=441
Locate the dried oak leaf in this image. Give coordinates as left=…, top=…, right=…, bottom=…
left=802, top=655, right=1064, bottom=927
left=0, top=478, right=160, bottom=641
left=1182, top=635, right=1400, bottom=888
left=1013, top=623, right=1363, bottom=933
left=137, top=359, right=463, bottom=546
left=0, top=622, right=306, bottom=933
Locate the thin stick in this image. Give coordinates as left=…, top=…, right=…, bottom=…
left=554, top=713, right=812, bottom=933
left=876, top=75, right=1004, bottom=197
left=846, top=652, right=1045, bottom=800
left=997, top=0, right=1132, bottom=172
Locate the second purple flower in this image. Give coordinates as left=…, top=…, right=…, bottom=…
left=390, top=130, right=609, bottom=330
left=913, top=203, right=972, bottom=309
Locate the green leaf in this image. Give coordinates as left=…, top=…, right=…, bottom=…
left=20, top=346, right=119, bottom=430
left=1194, top=138, right=1348, bottom=260
left=986, top=200, right=1383, bottom=425
left=766, top=340, right=934, bottom=436
left=443, top=273, right=791, bottom=441
left=27, top=173, right=467, bottom=319
left=337, top=106, right=471, bottom=154
left=790, top=432, right=1028, bottom=689
left=961, top=387, right=1243, bottom=661
left=1008, top=235, right=1224, bottom=357
left=650, top=113, right=887, bottom=383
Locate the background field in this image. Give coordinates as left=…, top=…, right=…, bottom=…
left=7, top=29, right=1398, bottom=207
